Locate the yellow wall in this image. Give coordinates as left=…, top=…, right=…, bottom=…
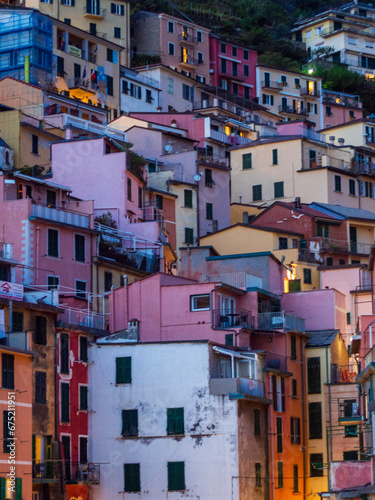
left=230, top=203, right=265, bottom=224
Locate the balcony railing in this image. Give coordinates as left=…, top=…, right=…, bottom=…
left=300, top=87, right=320, bottom=97
left=197, top=152, right=230, bottom=168
left=257, top=311, right=305, bottom=332
left=279, top=105, right=308, bottom=116
left=0, top=331, right=30, bottom=351
left=178, top=34, right=197, bottom=44
left=67, top=78, right=94, bottom=92
left=67, top=463, right=100, bottom=484
left=32, top=460, right=57, bottom=480
left=213, top=308, right=253, bottom=329
left=323, top=91, right=360, bottom=108
left=83, top=6, right=106, bottom=16
left=261, top=80, right=283, bottom=90
left=198, top=272, right=262, bottom=289
left=45, top=114, right=127, bottom=141
left=31, top=203, right=90, bottom=229
left=208, top=129, right=232, bottom=144
left=179, top=56, right=199, bottom=66
left=209, top=377, right=265, bottom=398
left=331, top=364, right=358, bottom=384
left=338, top=399, right=361, bottom=421
left=264, top=353, right=288, bottom=372
left=352, top=160, right=375, bottom=176
left=58, top=306, right=107, bottom=330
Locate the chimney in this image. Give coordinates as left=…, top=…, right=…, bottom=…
left=329, top=135, right=335, bottom=145
left=65, top=125, right=73, bottom=140
left=295, top=197, right=301, bottom=209
left=338, top=138, right=345, bottom=146
left=242, top=211, right=249, bottom=224
left=171, top=119, right=177, bottom=128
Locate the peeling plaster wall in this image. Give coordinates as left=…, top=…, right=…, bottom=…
left=90, top=342, right=240, bottom=499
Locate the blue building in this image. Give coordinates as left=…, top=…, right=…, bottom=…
left=0, top=8, right=53, bottom=85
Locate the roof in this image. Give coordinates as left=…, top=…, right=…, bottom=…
left=0, top=137, right=10, bottom=149
left=256, top=63, right=322, bottom=79
left=306, top=329, right=339, bottom=347
left=13, top=172, right=72, bottom=192
left=310, top=202, right=375, bottom=222
left=200, top=222, right=305, bottom=239
left=251, top=201, right=341, bottom=224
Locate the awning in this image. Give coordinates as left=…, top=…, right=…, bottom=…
left=213, top=345, right=257, bottom=360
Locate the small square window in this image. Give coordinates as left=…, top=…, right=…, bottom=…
left=220, top=42, right=226, bottom=54
left=334, top=175, right=342, bottom=192
left=184, top=189, right=193, bottom=208
left=243, top=49, right=249, bottom=60
left=107, top=48, right=114, bottom=62
left=184, top=227, right=194, bottom=244
left=114, top=27, right=121, bottom=38
left=243, top=153, right=252, bottom=169
left=191, top=294, right=210, bottom=311
left=232, top=46, right=237, bottom=57
left=75, top=280, right=86, bottom=299
left=252, top=184, right=262, bottom=202
left=168, top=43, right=174, bottom=56
left=274, top=181, right=284, bottom=198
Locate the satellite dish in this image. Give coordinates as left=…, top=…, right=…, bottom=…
left=164, top=144, right=172, bottom=152
left=193, top=174, right=201, bottom=182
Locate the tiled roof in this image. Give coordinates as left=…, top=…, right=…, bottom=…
left=311, top=202, right=375, bottom=221
left=306, top=329, right=339, bottom=347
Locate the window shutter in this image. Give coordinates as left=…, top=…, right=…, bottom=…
left=272, top=375, right=277, bottom=411
left=111, top=2, right=115, bottom=12
left=32, top=434, right=36, bottom=461
left=61, top=383, right=70, bottom=423
left=272, top=149, right=278, bottom=164
left=242, top=153, right=252, bottom=170
left=86, top=0, right=91, bottom=13
left=168, top=462, right=185, bottom=490
left=116, top=357, right=131, bottom=384
left=281, top=377, right=285, bottom=412
left=15, top=478, right=22, bottom=500
left=167, top=408, right=174, bottom=434
left=307, top=357, right=321, bottom=393
left=121, top=4, right=124, bottom=15
left=60, top=333, right=69, bottom=374
left=0, top=478, right=5, bottom=500
left=80, top=386, right=88, bottom=410
left=271, top=95, right=274, bottom=105
left=262, top=94, right=266, bottom=104
left=124, top=463, right=140, bottom=492
left=175, top=408, right=184, bottom=434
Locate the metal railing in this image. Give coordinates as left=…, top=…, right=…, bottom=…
left=83, top=6, right=106, bottom=16
left=178, top=34, right=197, bottom=44
left=179, top=56, right=199, bottom=66
left=210, top=377, right=265, bottom=398
left=261, top=80, right=283, bottom=89
left=279, top=105, right=308, bottom=116
left=31, top=203, right=90, bottom=229
left=198, top=272, right=262, bottom=289
left=58, top=306, right=107, bottom=330
left=300, top=87, right=320, bottom=97
left=67, top=77, right=92, bottom=91
left=197, top=153, right=230, bottom=168
left=331, top=364, right=358, bottom=384
left=213, top=308, right=253, bottom=329
left=264, top=353, right=288, bottom=372
left=32, top=460, right=57, bottom=480
left=45, top=114, right=127, bottom=141
left=209, top=129, right=232, bottom=144
left=353, top=161, right=375, bottom=176
left=338, top=399, right=361, bottom=419
left=257, top=311, right=305, bottom=332
left=68, top=462, right=100, bottom=484
left=322, top=90, right=360, bottom=108
left=0, top=332, right=30, bottom=351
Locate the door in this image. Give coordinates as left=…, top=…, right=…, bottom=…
left=350, top=226, right=357, bottom=253
left=264, top=72, right=270, bottom=87
left=62, top=435, right=71, bottom=481
left=219, top=295, right=235, bottom=326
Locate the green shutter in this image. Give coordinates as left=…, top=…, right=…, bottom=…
left=116, top=357, right=131, bottom=384
left=184, top=190, right=193, bottom=208
left=15, top=478, right=22, bottom=500
left=242, top=153, right=252, bottom=170
left=272, top=149, right=278, bottom=165
left=0, top=477, right=5, bottom=500
left=124, top=463, right=140, bottom=492
left=184, top=228, right=194, bottom=244
left=175, top=408, right=184, bottom=434
left=166, top=408, right=173, bottom=434
left=46, top=435, right=53, bottom=478
left=122, top=410, right=138, bottom=436
left=61, top=383, right=70, bottom=423
left=60, top=333, right=69, bottom=374
left=206, top=203, right=213, bottom=220
left=274, top=181, right=284, bottom=198
left=252, top=185, right=262, bottom=202
left=168, top=462, right=185, bottom=490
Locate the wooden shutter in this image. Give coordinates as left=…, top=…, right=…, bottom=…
left=124, top=463, right=140, bottom=492
left=61, top=383, right=70, bottom=423
left=116, top=357, right=131, bottom=384
left=60, top=333, right=69, bottom=374
left=307, top=357, right=321, bottom=394
left=121, top=4, right=124, bottom=14
left=0, top=477, right=5, bottom=500
left=168, top=462, right=185, bottom=490
left=111, top=2, right=115, bottom=12
left=242, top=153, right=252, bottom=170
left=35, top=316, right=47, bottom=345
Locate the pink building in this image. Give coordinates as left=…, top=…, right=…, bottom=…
left=323, top=90, right=363, bottom=128
left=131, top=12, right=211, bottom=83
left=209, top=35, right=257, bottom=100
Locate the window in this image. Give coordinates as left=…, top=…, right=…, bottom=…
left=334, top=175, right=342, bottom=192
left=35, top=371, right=46, bottom=404
left=307, top=357, right=321, bottom=394
left=79, top=386, right=88, bottom=411
left=327, top=257, right=333, bottom=266
left=79, top=436, right=87, bottom=464
left=146, top=89, right=152, bottom=103
left=89, top=23, right=96, bottom=35
left=46, top=190, right=56, bottom=208
left=127, top=178, right=132, bottom=201
left=35, top=316, right=47, bottom=345
left=197, top=52, right=203, bottom=64
left=107, top=76, right=113, bottom=96
left=244, top=65, right=249, bottom=77
left=205, top=168, right=213, bottom=187
left=124, top=464, right=140, bottom=492
left=345, top=425, right=358, bottom=437
left=197, top=30, right=202, bottom=42
left=184, top=189, right=193, bottom=208
left=190, top=294, right=210, bottom=311
left=57, top=56, right=65, bottom=76
left=167, top=77, right=174, bottom=94
left=220, top=42, right=226, bottom=53
left=104, top=271, right=113, bottom=292
left=303, top=268, right=312, bottom=284
left=79, top=336, right=88, bottom=362
left=122, top=409, right=138, bottom=436
left=255, top=463, right=262, bottom=487
left=343, top=450, right=358, bottom=460
left=349, top=110, right=355, bottom=120
left=276, top=417, right=282, bottom=453
left=274, top=181, right=284, bottom=198
left=75, top=234, right=85, bottom=262
left=138, top=186, right=142, bottom=209
left=168, top=462, right=185, bottom=491
left=243, top=49, right=249, bottom=60
left=349, top=179, right=356, bottom=195
left=182, top=84, right=193, bottom=102
left=252, top=185, right=262, bottom=202
left=273, top=376, right=285, bottom=412
left=293, top=465, right=299, bottom=493
left=2, top=354, right=14, bottom=390
left=60, top=382, right=70, bottom=423
left=75, top=280, right=86, bottom=299
left=185, top=227, right=194, bottom=244
left=278, top=237, right=288, bottom=250
left=60, top=333, right=69, bottom=374
left=317, top=223, right=329, bottom=238
left=32, top=135, right=39, bottom=155
left=243, top=153, right=252, bottom=169
left=3, top=411, right=12, bottom=453
left=291, top=417, right=301, bottom=444
left=107, top=48, right=113, bottom=62
left=309, top=402, right=322, bottom=439
left=47, top=229, right=59, bottom=257
left=348, top=37, right=357, bottom=45
left=291, top=335, right=297, bottom=360
left=306, top=30, right=311, bottom=39
left=232, top=46, right=237, bottom=57
left=347, top=312, right=351, bottom=325
left=254, top=408, right=260, bottom=435
left=277, top=462, right=283, bottom=488
left=315, top=25, right=323, bottom=35
left=12, top=311, right=23, bottom=332
left=292, top=379, right=297, bottom=397
left=221, top=58, right=227, bottom=73
left=295, top=78, right=300, bottom=89
left=168, top=21, right=174, bottom=33
left=167, top=408, right=184, bottom=435
left=116, top=357, right=131, bottom=384
left=262, top=94, right=274, bottom=106
left=114, top=27, right=121, bottom=38
left=206, top=203, right=213, bottom=220
left=310, top=453, right=323, bottom=477
left=232, top=62, right=238, bottom=76
left=168, top=43, right=174, bottom=55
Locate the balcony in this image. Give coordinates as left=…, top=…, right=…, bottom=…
left=264, top=353, right=288, bottom=372
left=66, top=463, right=100, bottom=485
left=302, top=156, right=350, bottom=171
left=197, top=152, right=230, bottom=169
left=257, top=311, right=305, bottom=332
left=331, top=364, right=358, bottom=384
left=352, top=160, right=375, bottom=176
left=179, top=56, right=199, bottom=69
left=323, top=90, right=361, bottom=108
left=45, top=114, right=127, bottom=141
left=279, top=105, right=308, bottom=116
left=67, top=78, right=96, bottom=95
left=213, top=308, right=254, bottom=329
left=178, top=34, right=198, bottom=45
left=208, top=129, right=232, bottom=144
left=0, top=331, right=30, bottom=351
left=32, top=461, right=58, bottom=482
left=83, top=6, right=106, bottom=18
left=58, top=306, right=107, bottom=331
left=198, top=272, right=262, bottom=290
left=209, top=377, right=265, bottom=398
left=261, top=80, right=283, bottom=90
left=300, top=87, right=320, bottom=97
left=219, top=70, right=247, bottom=82
left=0, top=243, right=13, bottom=261
left=338, top=398, right=361, bottom=423
left=30, top=203, right=90, bottom=229
left=98, top=241, right=160, bottom=273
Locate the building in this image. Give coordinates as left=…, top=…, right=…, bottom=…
left=256, top=65, right=323, bottom=128
left=322, top=90, right=363, bottom=129
left=131, top=12, right=210, bottom=83
left=209, top=35, right=257, bottom=100
left=291, top=2, right=375, bottom=78
left=120, top=66, right=160, bottom=113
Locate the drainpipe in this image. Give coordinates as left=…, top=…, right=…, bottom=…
left=326, top=347, right=332, bottom=490
left=301, top=339, right=307, bottom=500
left=265, top=405, right=270, bottom=500
left=269, top=377, right=274, bottom=500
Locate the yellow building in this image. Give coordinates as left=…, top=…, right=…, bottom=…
left=305, top=330, right=359, bottom=500
left=23, top=0, right=130, bottom=66
left=256, top=65, right=323, bottom=128
left=230, top=134, right=375, bottom=212
left=291, top=3, right=375, bottom=78
left=199, top=224, right=320, bottom=292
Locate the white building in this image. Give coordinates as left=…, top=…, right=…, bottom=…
left=120, top=67, right=160, bottom=113
left=89, top=338, right=269, bottom=499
